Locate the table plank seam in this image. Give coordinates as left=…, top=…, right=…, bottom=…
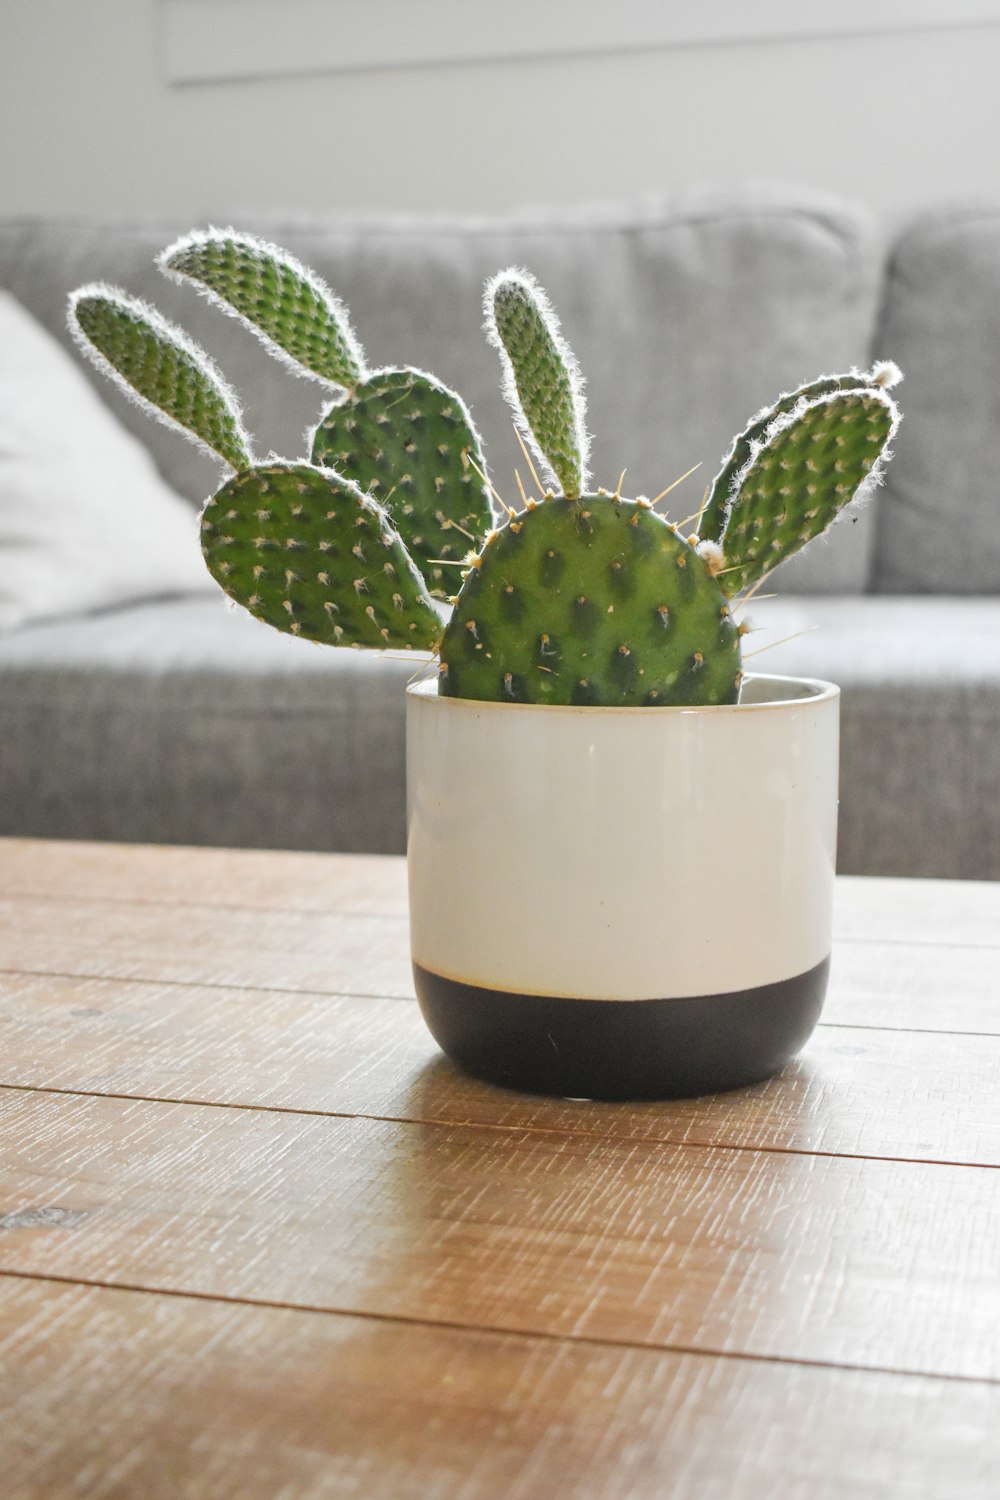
left=4, top=1080, right=999, bottom=1172
left=2, top=1265, right=996, bottom=1391
left=819, top=1019, right=1000, bottom=1038
left=836, top=933, right=1000, bottom=953
left=0, top=891, right=404, bottom=921
left=0, top=966, right=417, bottom=1005
left=3, top=967, right=997, bottom=1041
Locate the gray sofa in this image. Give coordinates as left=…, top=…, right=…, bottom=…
left=2, top=186, right=999, bottom=879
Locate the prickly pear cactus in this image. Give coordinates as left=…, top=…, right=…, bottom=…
left=311, top=368, right=488, bottom=596
left=69, top=273, right=442, bottom=655
left=202, top=463, right=441, bottom=650
left=708, top=381, right=900, bottom=596
left=161, top=229, right=365, bottom=387
left=160, top=229, right=494, bottom=594
left=68, top=285, right=252, bottom=471
left=67, top=237, right=903, bottom=710
left=438, top=270, right=741, bottom=706
left=699, top=368, right=888, bottom=545
left=486, top=268, right=590, bottom=498
left=440, top=495, right=741, bottom=706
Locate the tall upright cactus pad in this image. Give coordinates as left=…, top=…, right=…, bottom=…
left=68, top=285, right=252, bottom=471
left=311, top=369, right=492, bottom=595
left=161, top=229, right=493, bottom=591
left=439, top=495, right=741, bottom=706
left=160, top=230, right=365, bottom=388
left=487, top=269, right=590, bottom=498
left=715, top=388, right=899, bottom=597
left=201, top=463, right=442, bottom=651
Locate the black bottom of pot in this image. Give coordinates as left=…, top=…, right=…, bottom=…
left=413, top=958, right=830, bottom=1100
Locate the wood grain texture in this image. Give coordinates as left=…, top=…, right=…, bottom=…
left=3, top=972, right=1000, bottom=1166
left=3, top=1277, right=998, bottom=1500
left=0, top=896, right=414, bottom=998
left=0, top=838, right=409, bottom=915
left=2, top=841, right=997, bottom=945
left=825, top=938, right=1000, bottom=1034
left=834, top=874, right=1000, bottom=948
left=3, top=1086, right=999, bottom=1380
left=1, top=838, right=998, bottom=1498
left=1, top=892, right=998, bottom=1033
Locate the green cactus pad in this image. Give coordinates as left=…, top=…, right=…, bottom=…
left=201, top=463, right=442, bottom=651
left=439, top=494, right=741, bottom=706
left=160, top=230, right=365, bottom=389
left=311, top=368, right=493, bottom=595
left=487, top=271, right=589, bottom=498
left=698, top=372, right=878, bottom=546
left=69, top=285, right=252, bottom=471
left=717, top=389, right=898, bottom=597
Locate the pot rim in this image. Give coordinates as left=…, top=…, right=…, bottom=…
left=406, top=670, right=839, bottom=716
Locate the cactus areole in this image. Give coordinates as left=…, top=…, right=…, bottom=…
left=68, top=231, right=902, bottom=1098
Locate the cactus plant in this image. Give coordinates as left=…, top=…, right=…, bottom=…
left=67, top=235, right=901, bottom=706
left=159, top=230, right=492, bottom=596
left=69, top=284, right=253, bottom=471
left=201, top=463, right=442, bottom=649
left=439, top=270, right=742, bottom=706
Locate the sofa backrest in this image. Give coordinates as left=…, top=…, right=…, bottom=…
left=0, top=187, right=883, bottom=594
left=872, top=207, right=1000, bottom=595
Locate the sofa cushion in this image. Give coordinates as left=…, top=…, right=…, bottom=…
left=740, top=594, right=1000, bottom=878
left=0, top=187, right=883, bottom=594
left=0, top=291, right=213, bottom=631
left=873, top=207, right=1000, bottom=593
left=3, top=592, right=998, bottom=879
left=0, top=597, right=420, bottom=855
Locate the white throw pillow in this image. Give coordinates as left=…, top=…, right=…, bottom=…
left=0, top=291, right=215, bottom=631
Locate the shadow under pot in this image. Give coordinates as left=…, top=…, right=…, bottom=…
left=406, top=672, right=839, bottom=1101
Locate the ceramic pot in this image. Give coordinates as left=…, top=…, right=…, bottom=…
left=406, top=673, right=839, bottom=1099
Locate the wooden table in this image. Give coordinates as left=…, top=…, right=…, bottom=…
left=0, top=838, right=998, bottom=1499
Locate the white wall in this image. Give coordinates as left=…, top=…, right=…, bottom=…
left=4, top=0, right=1000, bottom=224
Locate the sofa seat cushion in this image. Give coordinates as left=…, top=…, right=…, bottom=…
left=0, top=188, right=882, bottom=593
left=2, top=593, right=998, bottom=881
left=873, top=207, right=1000, bottom=592
left=745, top=595, right=1000, bottom=878
left=0, top=598, right=423, bottom=854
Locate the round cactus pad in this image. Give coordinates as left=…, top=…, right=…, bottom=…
left=439, top=495, right=741, bottom=706
left=201, top=463, right=441, bottom=651
left=312, top=369, right=492, bottom=594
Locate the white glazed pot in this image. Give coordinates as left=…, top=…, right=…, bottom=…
left=406, top=672, right=839, bottom=1099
